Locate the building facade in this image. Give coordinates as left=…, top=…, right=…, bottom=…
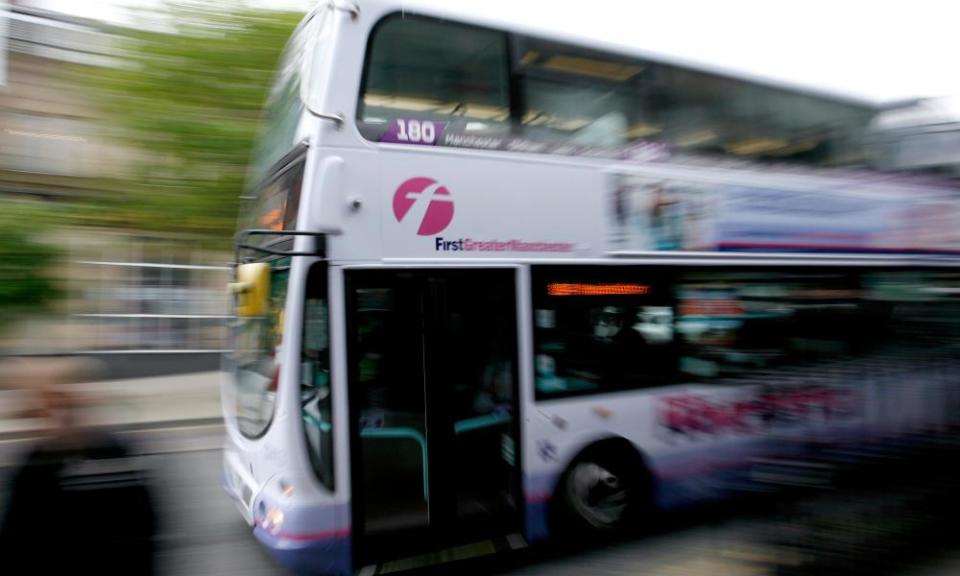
left=1, top=3, right=230, bottom=359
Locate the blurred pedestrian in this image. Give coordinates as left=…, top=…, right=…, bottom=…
left=0, top=357, right=157, bottom=576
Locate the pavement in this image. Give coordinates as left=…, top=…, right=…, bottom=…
left=0, top=371, right=224, bottom=439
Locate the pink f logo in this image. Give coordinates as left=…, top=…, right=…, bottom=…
left=392, top=177, right=455, bottom=236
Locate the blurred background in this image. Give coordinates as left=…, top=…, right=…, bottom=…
left=0, top=0, right=307, bottom=366
left=0, top=2, right=307, bottom=570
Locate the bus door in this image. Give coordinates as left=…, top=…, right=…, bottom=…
left=346, top=269, right=521, bottom=566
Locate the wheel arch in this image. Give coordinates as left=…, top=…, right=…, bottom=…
left=548, top=434, right=657, bottom=530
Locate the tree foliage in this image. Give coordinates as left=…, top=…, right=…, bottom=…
left=91, top=1, right=302, bottom=244
left=0, top=201, right=61, bottom=321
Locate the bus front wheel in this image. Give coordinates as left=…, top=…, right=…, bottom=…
left=555, top=441, right=651, bottom=537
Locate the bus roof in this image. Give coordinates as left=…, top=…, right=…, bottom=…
left=870, top=96, right=960, bottom=132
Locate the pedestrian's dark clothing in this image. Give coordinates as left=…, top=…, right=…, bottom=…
left=0, top=430, right=156, bottom=576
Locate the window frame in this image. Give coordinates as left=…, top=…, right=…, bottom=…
left=301, top=261, right=335, bottom=491
left=230, top=254, right=291, bottom=439
left=671, top=267, right=867, bottom=384
left=243, top=145, right=307, bottom=235
left=531, top=265, right=678, bottom=401
left=356, top=12, right=514, bottom=137
left=531, top=264, right=953, bottom=403
left=230, top=151, right=307, bottom=440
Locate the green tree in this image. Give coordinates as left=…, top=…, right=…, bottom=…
left=0, top=201, right=61, bottom=324
left=91, top=1, right=302, bottom=244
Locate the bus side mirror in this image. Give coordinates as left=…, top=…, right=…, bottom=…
left=230, top=263, right=270, bottom=317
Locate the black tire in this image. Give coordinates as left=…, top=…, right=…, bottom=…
left=554, top=442, right=651, bottom=538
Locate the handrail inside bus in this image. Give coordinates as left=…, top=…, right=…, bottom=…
left=347, top=415, right=513, bottom=502
left=359, top=427, right=429, bottom=500
left=303, top=413, right=332, bottom=433
left=453, top=413, right=512, bottom=434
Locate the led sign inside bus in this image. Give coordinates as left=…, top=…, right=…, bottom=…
left=547, top=283, right=650, bottom=297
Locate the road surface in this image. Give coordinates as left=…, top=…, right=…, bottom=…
left=3, top=425, right=960, bottom=576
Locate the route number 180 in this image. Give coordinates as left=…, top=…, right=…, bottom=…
left=395, top=119, right=436, bottom=144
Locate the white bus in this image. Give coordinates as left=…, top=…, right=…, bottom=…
left=221, top=2, right=960, bottom=574
left=865, top=95, right=960, bottom=176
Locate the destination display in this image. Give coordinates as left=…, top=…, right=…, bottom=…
left=377, top=118, right=670, bottom=162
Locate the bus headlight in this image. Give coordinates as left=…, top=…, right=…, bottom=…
left=262, top=506, right=285, bottom=535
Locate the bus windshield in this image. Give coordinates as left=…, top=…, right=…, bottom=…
left=230, top=257, right=289, bottom=438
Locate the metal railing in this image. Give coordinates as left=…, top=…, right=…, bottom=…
left=69, top=259, right=233, bottom=353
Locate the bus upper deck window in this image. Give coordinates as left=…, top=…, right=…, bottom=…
left=358, top=16, right=511, bottom=142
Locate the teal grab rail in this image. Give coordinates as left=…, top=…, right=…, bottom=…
left=453, top=412, right=512, bottom=434
left=360, top=427, right=429, bottom=500
left=310, top=413, right=511, bottom=502
left=303, top=412, right=332, bottom=433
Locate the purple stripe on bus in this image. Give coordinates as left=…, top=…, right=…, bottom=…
left=255, top=526, right=352, bottom=576
left=255, top=518, right=351, bottom=542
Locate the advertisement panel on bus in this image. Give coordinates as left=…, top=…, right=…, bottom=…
left=607, top=173, right=960, bottom=254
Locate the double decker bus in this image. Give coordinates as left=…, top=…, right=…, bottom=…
left=222, top=2, right=960, bottom=574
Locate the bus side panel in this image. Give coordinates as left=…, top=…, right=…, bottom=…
left=311, top=147, right=384, bottom=263
left=523, top=385, right=772, bottom=530
left=373, top=147, right=606, bottom=262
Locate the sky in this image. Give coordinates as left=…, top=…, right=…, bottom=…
left=29, top=0, right=960, bottom=105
